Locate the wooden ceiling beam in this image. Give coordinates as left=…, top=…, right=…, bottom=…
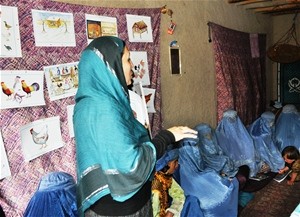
left=236, top=0, right=272, bottom=6
left=249, top=3, right=300, bottom=12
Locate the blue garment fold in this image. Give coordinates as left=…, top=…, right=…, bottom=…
left=24, top=172, right=77, bottom=217
left=178, top=145, right=239, bottom=217
left=248, top=111, right=285, bottom=172
left=275, top=104, right=300, bottom=151
left=215, top=110, right=258, bottom=177
left=194, top=123, right=238, bottom=177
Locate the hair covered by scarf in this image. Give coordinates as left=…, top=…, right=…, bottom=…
left=73, top=36, right=156, bottom=216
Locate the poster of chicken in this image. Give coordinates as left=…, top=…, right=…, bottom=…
left=0, top=70, right=45, bottom=109
left=143, top=87, right=156, bottom=113
left=44, top=62, right=79, bottom=101
left=130, top=51, right=150, bottom=86
left=0, top=5, right=22, bottom=57
left=31, top=9, right=76, bottom=47
left=0, top=130, right=11, bottom=179
left=85, top=14, right=118, bottom=45
left=20, top=116, right=64, bottom=162
left=126, top=14, right=153, bottom=43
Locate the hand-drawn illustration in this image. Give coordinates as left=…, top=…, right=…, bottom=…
left=126, top=14, right=153, bottom=43
left=31, top=9, right=76, bottom=47
left=85, top=14, right=118, bottom=44
left=0, top=70, right=45, bottom=109
left=44, top=62, right=79, bottom=101
left=130, top=51, right=150, bottom=86
left=20, top=116, right=64, bottom=162
left=0, top=5, right=22, bottom=57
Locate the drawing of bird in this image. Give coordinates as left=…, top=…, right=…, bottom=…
left=4, top=45, right=12, bottom=51
left=3, top=21, right=12, bottom=30
left=1, top=82, right=14, bottom=100
left=30, top=125, right=49, bottom=149
left=21, top=80, right=40, bottom=97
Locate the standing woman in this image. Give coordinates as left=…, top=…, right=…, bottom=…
left=73, top=36, right=197, bottom=217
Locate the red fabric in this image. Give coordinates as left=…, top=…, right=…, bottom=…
left=209, top=22, right=266, bottom=125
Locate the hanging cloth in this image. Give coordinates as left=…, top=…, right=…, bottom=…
left=267, top=13, right=300, bottom=63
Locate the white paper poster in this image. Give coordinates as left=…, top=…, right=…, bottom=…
left=31, top=9, right=76, bottom=47
left=20, top=116, right=64, bottom=162
left=126, top=14, right=153, bottom=43
left=0, top=131, right=11, bottom=179
left=131, top=51, right=150, bottom=86
left=0, top=70, right=45, bottom=109
left=44, top=62, right=79, bottom=101
left=0, top=5, right=22, bottom=57
left=85, top=14, right=118, bottom=44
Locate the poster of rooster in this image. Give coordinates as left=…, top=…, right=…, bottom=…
left=44, top=62, right=79, bottom=101
left=31, top=9, right=76, bottom=47
left=0, top=70, right=45, bottom=109
left=0, top=5, right=22, bottom=57
left=20, top=116, right=64, bottom=162
left=126, top=14, right=153, bottom=43
left=0, top=131, right=11, bottom=179
left=85, top=14, right=118, bottom=45
left=130, top=51, right=150, bottom=86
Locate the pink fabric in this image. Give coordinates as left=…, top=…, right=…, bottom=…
left=0, top=1, right=162, bottom=216
left=209, top=22, right=267, bottom=125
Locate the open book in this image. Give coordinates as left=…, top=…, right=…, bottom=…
left=129, top=82, right=152, bottom=138
left=273, top=170, right=292, bottom=183
left=249, top=173, right=269, bottom=181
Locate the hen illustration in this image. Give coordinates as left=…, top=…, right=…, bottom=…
left=30, top=125, right=49, bottom=149
left=21, top=80, right=40, bottom=97
left=1, top=82, right=14, bottom=100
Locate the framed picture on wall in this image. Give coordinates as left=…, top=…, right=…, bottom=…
left=279, top=61, right=300, bottom=105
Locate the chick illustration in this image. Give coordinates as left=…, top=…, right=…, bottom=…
left=4, top=45, right=12, bottom=51
left=30, top=125, right=49, bottom=149
left=3, top=21, right=12, bottom=30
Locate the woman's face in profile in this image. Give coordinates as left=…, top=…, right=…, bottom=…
left=122, top=46, right=134, bottom=85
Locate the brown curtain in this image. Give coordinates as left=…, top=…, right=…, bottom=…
left=208, top=22, right=266, bottom=125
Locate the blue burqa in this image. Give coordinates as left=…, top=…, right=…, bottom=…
left=195, top=123, right=238, bottom=177
left=248, top=111, right=285, bottom=172
left=275, top=104, right=300, bottom=151
left=73, top=37, right=156, bottom=216
left=215, top=110, right=258, bottom=177
left=178, top=145, right=239, bottom=217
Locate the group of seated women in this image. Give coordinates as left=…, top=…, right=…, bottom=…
left=162, top=104, right=300, bottom=216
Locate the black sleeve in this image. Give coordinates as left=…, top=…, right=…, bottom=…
left=151, top=130, right=175, bottom=160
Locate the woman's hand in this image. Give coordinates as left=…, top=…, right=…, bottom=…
left=167, top=126, right=198, bottom=142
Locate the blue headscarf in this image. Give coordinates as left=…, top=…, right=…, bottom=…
left=215, top=110, right=258, bottom=177
left=248, top=111, right=285, bottom=172
left=24, top=172, right=77, bottom=217
left=275, top=104, right=300, bottom=151
left=195, top=123, right=238, bottom=177
left=73, top=36, right=156, bottom=216
left=178, top=145, right=239, bottom=217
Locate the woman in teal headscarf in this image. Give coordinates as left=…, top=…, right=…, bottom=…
left=73, top=36, right=197, bottom=217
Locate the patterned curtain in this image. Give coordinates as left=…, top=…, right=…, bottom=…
left=0, top=0, right=161, bottom=216
left=208, top=22, right=266, bottom=126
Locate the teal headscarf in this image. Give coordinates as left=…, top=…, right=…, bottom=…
left=73, top=36, right=156, bottom=216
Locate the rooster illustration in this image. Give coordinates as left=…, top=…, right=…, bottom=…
left=30, top=125, right=49, bottom=149
left=1, top=82, right=14, bottom=100
left=21, top=80, right=40, bottom=97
